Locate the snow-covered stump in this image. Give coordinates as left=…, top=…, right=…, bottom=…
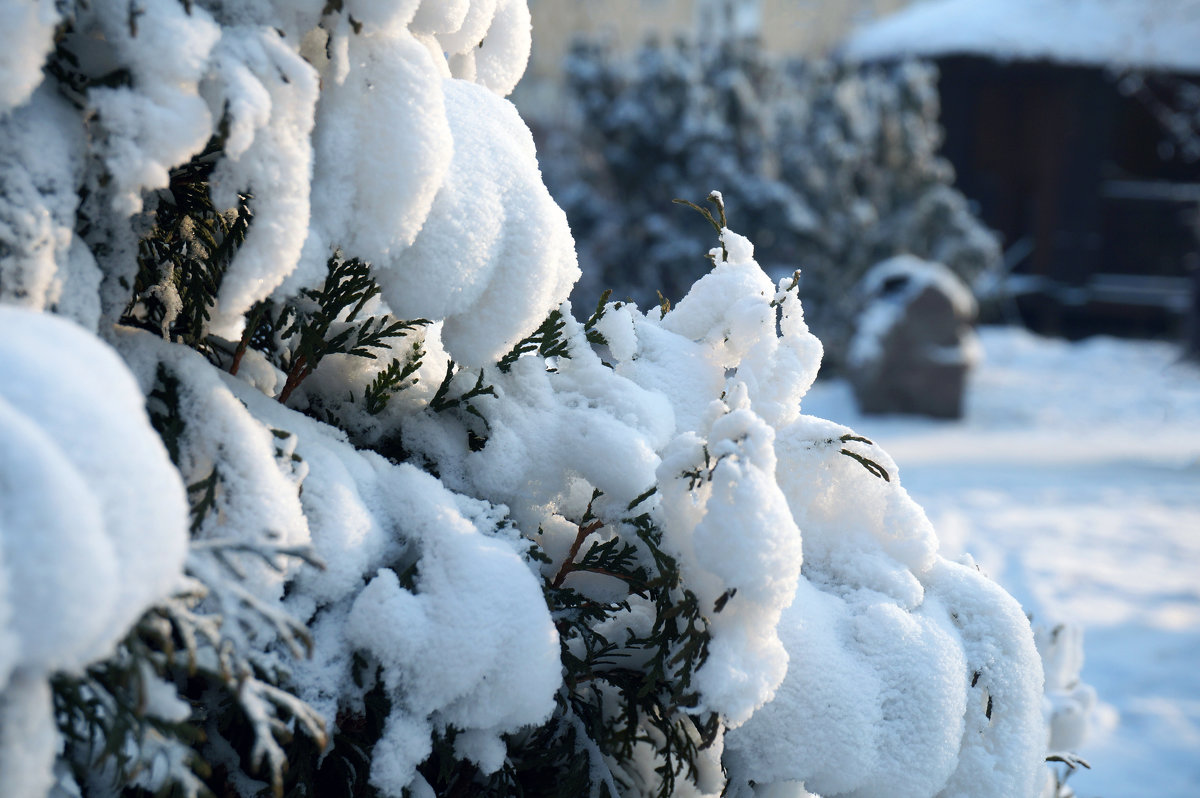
left=848, top=256, right=980, bottom=419
left=0, top=4, right=1052, bottom=797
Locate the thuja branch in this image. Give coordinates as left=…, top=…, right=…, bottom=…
left=673, top=191, right=729, bottom=261
left=278, top=353, right=312, bottom=404
left=835, top=433, right=891, bottom=481
left=250, top=254, right=428, bottom=404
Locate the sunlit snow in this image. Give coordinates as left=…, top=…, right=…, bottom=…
left=806, top=326, right=1200, bottom=798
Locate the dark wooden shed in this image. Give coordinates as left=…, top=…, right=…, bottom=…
left=845, top=0, right=1200, bottom=340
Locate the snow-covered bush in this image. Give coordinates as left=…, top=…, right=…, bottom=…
left=1, top=2, right=1049, bottom=797
left=539, top=34, right=1000, bottom=370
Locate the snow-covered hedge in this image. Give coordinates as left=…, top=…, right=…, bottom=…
left=0, top=2, right=1048, bottom=797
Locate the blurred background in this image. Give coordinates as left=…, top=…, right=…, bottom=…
left=512, top=2, right=1200, bottom=796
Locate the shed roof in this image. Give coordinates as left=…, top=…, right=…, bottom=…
left=843, top=0, right=1200, bottom=74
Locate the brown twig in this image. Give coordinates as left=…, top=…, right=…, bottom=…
left=230, top=328, right=252, bottom=377
left=277, top=355, right=310, bottom=404
left=229, top=304, right=265, bottom=377
left=552, top=519, right=604, bottom=588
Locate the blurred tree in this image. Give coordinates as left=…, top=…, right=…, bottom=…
left=544, top=34, right=1000, bottom=370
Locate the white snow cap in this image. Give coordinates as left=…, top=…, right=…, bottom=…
left=724, top=414, right=1046, bottom=797
left=377, top=79, right=578, bottom=367
left=0, top=308, right=189, bottom=677
left=0, top=309, right=189, bottom=798
left=345, top=465, right=561, bottom=793
left=0, top=0, right=58, bottom=116
left=86, top=0, right=221, bottom=216
left=202, top=26, right=321, bottom=337
left=0, top=88, right=97, bottom=329
left=299, top=21, right=453, bottom=296
left=844, top=0, right=1200, bottom=74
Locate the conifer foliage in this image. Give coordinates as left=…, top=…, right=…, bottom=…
left=0, top=3, right=1051, bottom=798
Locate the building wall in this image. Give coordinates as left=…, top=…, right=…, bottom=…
left=524, top=0, right=914, bottom=84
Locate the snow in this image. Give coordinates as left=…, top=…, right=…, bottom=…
left=0, top=87, right=93, bottom=326
left=0, top=673, right=57, bottom=798
left=378, top=78, right=578, bottom=367
left=0, top=0, right=58, bottom=116
left=471, top=0, right=534, bottom=97
left=86, top=0, right=221, bottom=217
left=804, top=326, right=1200, bottom=798
left=843, top=0, right=1200, bottom=74
left=202, top=26, right=320, bottom=338
left=657, top=396, right=802, bottom=728
left=0, top=1, right=1065, bottom=795
left=117, top=328, right=564, bottom=796
left=0, top=309, right=189, bottom=798
left=0, top=309, right=189, bottom=665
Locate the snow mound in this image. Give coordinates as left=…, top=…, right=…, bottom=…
left=377, top=78, right=578, bottom=367
left=0, top=308, right=188, bottom=798
left=0, top=0, right=58, bottom=117
left=643, top=234, right=1044, bottom=796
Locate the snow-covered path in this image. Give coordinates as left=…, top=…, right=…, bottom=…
left=804, top=327, right=1200, bottom=798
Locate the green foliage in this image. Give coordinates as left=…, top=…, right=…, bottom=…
left=672, top=192, right=728, bottom=263
left=52, top=614, right=211, bottom=798
left=241, top=253, right=428, bottom=403
left=279, top=655, right=392, bottom=798
left=835, top=434, right=892, bottom=482
left=363, top=339, right=426, bottom=416
left=122, top=138, right=252, bottom=357
left=498, top=308, right=571, bottom=372
left=408, top=486, right=719, bottom=798
left=584, top=289, right=615, bottom=349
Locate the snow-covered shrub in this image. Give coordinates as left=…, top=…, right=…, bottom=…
left=539, top=34, right=1000, bottom=370
left=1, top=3, right=1049, bottom=797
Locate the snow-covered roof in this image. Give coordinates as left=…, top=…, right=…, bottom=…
left=843, top=0, right=1200, bottom=74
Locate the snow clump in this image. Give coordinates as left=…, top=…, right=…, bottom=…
left=0, top=308, right=188, bottom=798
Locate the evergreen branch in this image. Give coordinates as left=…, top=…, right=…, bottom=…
left=1046, top=752, right=1091, bottom=770
left=498, top=308, right=571, bottom=372
left=190, top=539, right=326, bottom=573
left=429, top=362, right=496, bottom=414
left=585, top=289, right=614, bottom=331
left=626, top=486, right=657, bottom=511
left=230, top=303, right=268, bottom=377
left=672, top=192, right=730, bottom=262
left=363, top=341, right=425, bottom=416
left=270, top=253, right=429, bottom=404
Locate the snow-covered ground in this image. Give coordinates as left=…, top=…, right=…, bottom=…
left=804, top=325, right=1200, bottom=798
